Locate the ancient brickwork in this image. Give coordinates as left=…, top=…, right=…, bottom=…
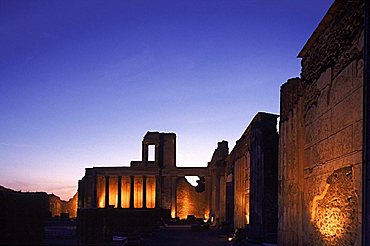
left=48, top=193, right=78, bottom=218
left=279, top=1, right=364, bottom=245
left=176, top=177, right=208, bottom=219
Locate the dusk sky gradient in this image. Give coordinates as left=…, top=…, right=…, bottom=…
left=1, top=0, right=334, bottom=200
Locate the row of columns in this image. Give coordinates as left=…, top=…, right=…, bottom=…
left=99, top=175, right=157, bottom=209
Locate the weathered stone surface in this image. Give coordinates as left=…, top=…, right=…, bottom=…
left=299, top=0, right=364, bottom=84
left=353, top=58, right=364, bottom=89
left=330, top=61, right=354, bottom=106
left=331, top=96, right=355, bottom=133
left=226, top=112, right=279, bottom=243
left=48, top=192, right=78, bottom=218
left=316, top=67, right=332, bottom=91
left=176, top=177, right=207, bottom=219
left=309, top=166, right=358, bottom=245
left=279, top=1, right=364, bottom=245
left=354, top=120, right=363, bottom=151
left=304, top=110, right=331, bottom=145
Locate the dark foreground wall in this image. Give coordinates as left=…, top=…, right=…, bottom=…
left=77, top=208, right=162, bottom=244
left=0, top=187, right=49, bottom=245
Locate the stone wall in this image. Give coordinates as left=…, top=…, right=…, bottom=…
left=176, top=177, right=208, bottom=219
left=278, top=0, right=364, bottom=245
left=49, top=192, right=78, bottom=218
left=226, top=112, right=279, bottom=242
left=0, top=186, right=49, bottom=245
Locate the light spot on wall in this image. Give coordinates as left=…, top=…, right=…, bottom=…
left=310, top=166, right=358, bottom=245
left=177, top=178, right=207, bottom=219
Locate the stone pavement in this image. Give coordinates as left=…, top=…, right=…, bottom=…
left=141, top=226, right=276, bottom=246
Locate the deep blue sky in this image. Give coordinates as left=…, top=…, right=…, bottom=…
left=1, top=0, right=333, bottom=200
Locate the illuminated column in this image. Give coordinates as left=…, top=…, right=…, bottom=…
left=215, top=175, right=220, bottom=216
left=105, top=176, right=110, bottom=208
left=171, top=177, right=177, bottom=218
left=155, top=176, right=160, bottom=208
left=93, top=175, right=97, bottom=208
left=130, top=176, right=134, bottom=208
left=117, top=176, right=122, bottom=208
left=205, top=176, right=212, bottom=218
left=143, top=176, right=147, bottom=208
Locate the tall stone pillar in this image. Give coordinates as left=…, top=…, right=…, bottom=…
left=205, top=176, right=212, bottom=218
left=215, top=173, right=220, bottom=218
left=142, top=142, right=148, bottom=165
left=155, top=176, right=160, bottom=208
left=117, top=176, right=122, bottom=208
left=105, top=176, right=110, bottom=208
left=143, top=176, right=147, bottom=208
left=93, top=175, right=97, bottom=208
left=130, top=176, right=135, bottom=209
left=171, top=177, right=177, bottom=218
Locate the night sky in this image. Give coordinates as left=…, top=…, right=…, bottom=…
left=1, top=0, right=333, bottom=200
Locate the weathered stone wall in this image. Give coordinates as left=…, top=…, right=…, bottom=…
left=278, top=78, right=305, bottom=245
left=49, top=192, right=78, bottom=218
left=234, top=156, right=247, bottom=229
left=279, top=1, right=364, bottom=245
left=208, top=141, right=229, bottom=223
left=226, top=112, right=279, bottom=242
left=303, top=56, right=363, bottom=245
left=176, top=177, right=207, bottom=219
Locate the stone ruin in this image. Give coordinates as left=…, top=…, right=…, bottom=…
left=278, top=0, right=365, bottom=245
left=75, top=0, right=367, bottom=244
left=77, top=131, right=229, bottom=243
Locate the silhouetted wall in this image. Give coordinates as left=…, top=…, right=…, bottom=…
left=0, top=187, right=49, bottom=245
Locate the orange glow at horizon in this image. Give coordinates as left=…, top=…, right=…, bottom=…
left=146, top=176, right=156, bottom=208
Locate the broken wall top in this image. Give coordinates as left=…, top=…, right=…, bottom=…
left=226, top=112, right=278, bottom=166
left=298, top=0, right=364, bottom=84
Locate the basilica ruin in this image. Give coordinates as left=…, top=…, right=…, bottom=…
left=77, top=113, right=280, bottom=243
left=76, top=0, right=369, bottom=244
left=77, top=131, right=230, bottom=243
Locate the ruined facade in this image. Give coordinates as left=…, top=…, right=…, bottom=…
left=48, top=192, right=78, bottom=218
left=225, top=112, right=279, bottom=243
left=279, top=0, right=365, bottom=245
left=77, top=132, right=229, bottom=243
